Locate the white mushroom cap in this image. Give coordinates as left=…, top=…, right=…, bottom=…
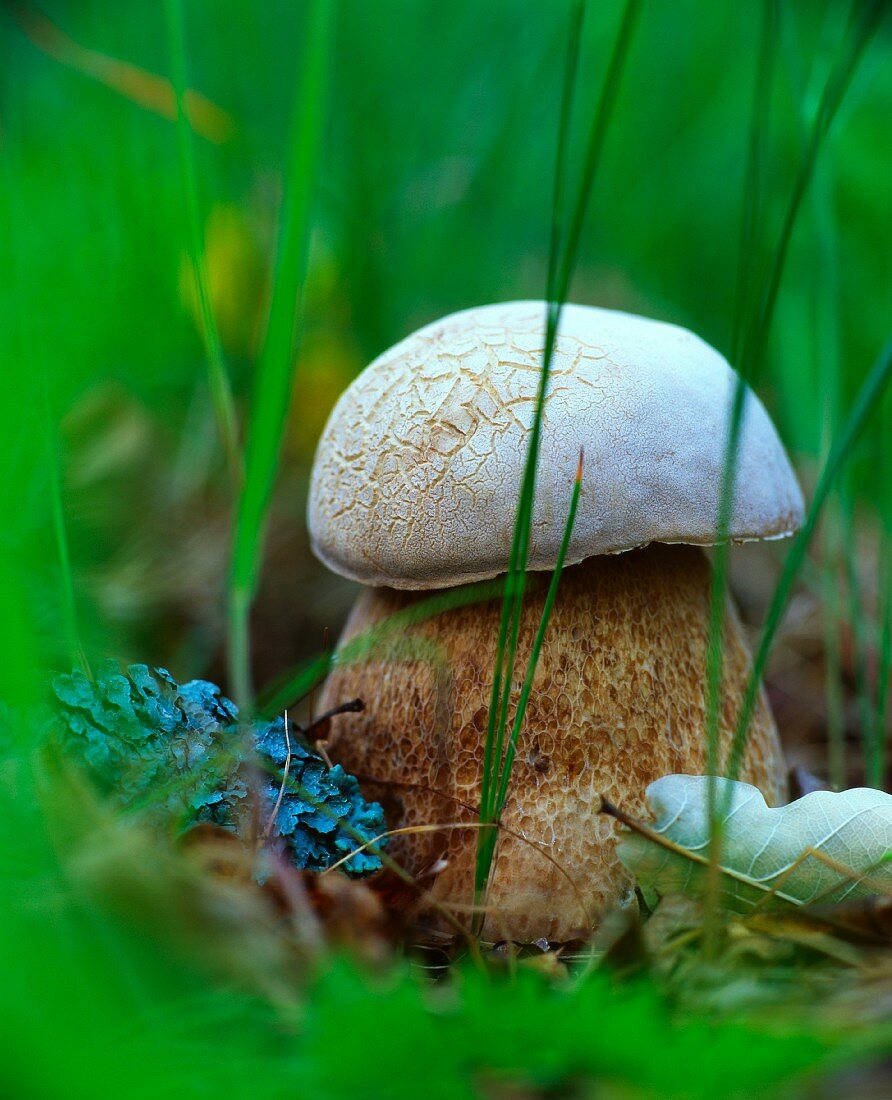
left=308, top=301, right=805, bottom=590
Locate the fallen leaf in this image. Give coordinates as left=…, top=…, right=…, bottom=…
left=612, top=776, right=892, bottom=912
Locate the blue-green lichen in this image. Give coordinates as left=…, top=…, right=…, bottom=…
left=49, top=661, right=385, bottom=875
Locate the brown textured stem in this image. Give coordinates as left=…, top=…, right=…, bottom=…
left=319, top=544, right=786, bottom=942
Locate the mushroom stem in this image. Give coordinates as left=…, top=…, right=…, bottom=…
left=319, top=543, right=786, bottom=943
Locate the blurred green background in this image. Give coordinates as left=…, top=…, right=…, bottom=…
left=2, top=4, right=891, bottom=1097
left=3, top=0, right=890, bottom=698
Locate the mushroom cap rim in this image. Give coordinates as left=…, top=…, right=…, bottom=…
left=311, top=527, right=799, bottom=592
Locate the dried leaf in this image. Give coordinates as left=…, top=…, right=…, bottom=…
left=800, top=895, right=892, bottom=948
left=614, top=776, right=892, bottom=912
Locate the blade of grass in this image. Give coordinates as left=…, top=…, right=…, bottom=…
left=868, top=376, right=892, bottom=788
left=743, top=0, right=888, bottom=386
left=481, top=0, right=642, bottom=837
left=810, top=153, right=848, bottom=791
left=227, top=0, right=334, bottom=712
left=257, top=578, right=505, bottom=718
left=477, top=460, right=574, bottom=899
left=706, top=0, right=883, bottom=790
left=725, top=335, right=892, bottom=784
left=485, top=450, right=584, bottom=868
left=548, top=0, right=642, bottom=310
left=704, top=0, right=779, bottom=823
left=702, top=0, right=885, bottom=950
left=476, top=0, right=587, bottom=869
left=841, top=481, right=876, bottom=780
left=786, top=8, right=848, bottom=788
left=42, top=388, right=90, bottom=678
left=545, top=0, right=585, bottom=305
left=163, top=0, right=241, bottom=487
left=476, top=0, right=627, bottom=857
left=475, top=0, right=642, bottom=909
left=10, top=2, right=236, bottom=142
left=706, top=0, right=885, bottom=741
left=729, top=0, right=778, bottom=368
left=823, top=498, right=847, bottom=789
left=875, top=527, right=892, bottom=787
left=702, top=0, right=778, bottom=954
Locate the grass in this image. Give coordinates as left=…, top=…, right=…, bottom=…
left=873, top=326, right=892, bottom=786
left=474, top=0, right=643, bottom=921
left=877, top=527, right=892, bottom=784
left=43, top=384, right=91, bottom=679
left=703, top=0, right=780, bottom=839
left=163, top=0, right=241, bottom=487
left=700, top=0, right=888, bottom=944
left=726, top=334, right=892, bottom=783
left=806, top=122, right=847, bottom=791
left=841, top=485, right=875, bottom=778
left=228, top=0, right=334, bottom=712
left=396, top=0, right=890, bottom=946
left=2, top=2, right=892, bottom=1097
left=258, top=578, right=506, bottom=718
left=705, top=0, right=888, bottom=779
left=489, top=452, right=584, bottom=838
left=822, top=517, right=848, bottom=790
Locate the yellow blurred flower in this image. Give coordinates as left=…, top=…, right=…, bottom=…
left=178, top=204, right=266, bottom=358
left=288, top=330, right=362, bottom=464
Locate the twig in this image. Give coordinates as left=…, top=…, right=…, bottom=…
left=262, top=710, right=293, bottom=841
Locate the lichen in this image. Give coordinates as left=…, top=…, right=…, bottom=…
left=49, top=661, right=385, bottom=875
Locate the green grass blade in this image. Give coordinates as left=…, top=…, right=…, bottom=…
left=489, top=452, right=584, bottom=839
left=550, top=0, right=642, bottom=305
left=704, top=0, right=883, bottom=813
left=475, top=0, right=590, bottom=866
left=43, top=395, right=90, bottom=678
left=875, top=530, right=892, bottom=787
left=841, top=484, right=876, bottom=780
left=730, top=0, right=778, bottom=367
left=545, top=0, right=584, bottom=304
left=481, top=0, right=642, bottom=846
left=475, top=0, right=642, bottom=906
left=227, top=0, right=334, bottom=711
left=870, top=384, right=892, bottom=787
left=742, top=0, right=888, bottom=386
left=703, top=0, right=887, bottom=923
left=725, top=336, right=892, bottom=784
left=822, top=505, right=847, bottom=789
left=808, top=138, right=847, bottom=790
left=704, top=0, right=779, bottom=814
left=258, top=579, right=504, bottom=719
left=163, top=0, right=241, bottom=487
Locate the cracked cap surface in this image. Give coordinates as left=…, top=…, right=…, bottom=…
left=308, top=301, right=805, bottom=589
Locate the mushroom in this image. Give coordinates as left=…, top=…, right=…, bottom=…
left=308, top=301, right=804, bottom=943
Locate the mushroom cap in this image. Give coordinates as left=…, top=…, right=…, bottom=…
left=308, top=301, right=804, bottom=590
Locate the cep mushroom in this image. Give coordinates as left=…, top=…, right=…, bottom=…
left=308, top=301, right=804, bottom=943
